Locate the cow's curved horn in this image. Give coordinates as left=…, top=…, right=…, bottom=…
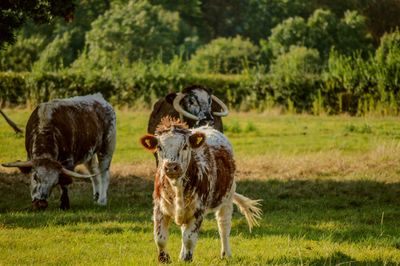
left=61, top=167, right=96, bottom=179
left=1, top=160, right=33, bottom=168
left=172, top=93, right=199, bottom=121
left=211, top=95, right=229, bottom=117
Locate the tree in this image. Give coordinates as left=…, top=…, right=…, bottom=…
left=83, top=0, right=180, bottom=67
left=268, top=17, right=308, bottom=56
left=267, top=9, right=372, bottom=59
left=306, top=9, right=337, bottom=58
left=0, top=35, right=46, bottom=71
left=336, top=10, right=372, bottom=56
left=0, top=0, right=74, bottom=48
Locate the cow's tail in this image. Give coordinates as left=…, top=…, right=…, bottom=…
left=232, top=192, right=262, bottom=232
left=0, top=109, right=23, bottom=134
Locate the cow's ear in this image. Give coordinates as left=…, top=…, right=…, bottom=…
left=189, top=132, right=206, bottom=149
left=166, top=93, right=177, bottom=104
left=140, top=134, right=158, bottom=151
left=59, top=174, right=73, bottom=186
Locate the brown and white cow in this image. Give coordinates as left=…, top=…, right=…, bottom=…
left=2, top=93, right=116, bottom=210
left=147, top=85, right=229, bottom=135
left=141, top=116, right=262, bottom=263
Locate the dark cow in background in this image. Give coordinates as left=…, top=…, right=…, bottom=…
left=2, top=93, right=116, bottom=210
left=147, top=85, right=229, bottom=135
left=141, top=117, right=262, bottom=263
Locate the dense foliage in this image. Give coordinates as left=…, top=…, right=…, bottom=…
left=0, top=0, right=74, bottom=48
left=0, top=0, right=399, bottom=114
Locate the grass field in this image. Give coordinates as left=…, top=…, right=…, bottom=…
left=0, top=109, right=400, bottom=265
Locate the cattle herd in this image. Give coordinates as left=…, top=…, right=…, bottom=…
left=1, top=85, right=262, bottom=263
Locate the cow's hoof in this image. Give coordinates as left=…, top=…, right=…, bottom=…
left=96, top=198, right=107, bottom=206
left=181, top=252, right=193, bottom=262
left=158, top=251, right=171, bottom=263
left=220, top=251, right=232, bottom=259
left=32, top=200, right=48, bottom=211
left=60, top=203, right=70, bottom=210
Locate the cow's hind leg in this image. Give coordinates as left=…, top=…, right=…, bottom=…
left=85, top=157, right=101, bottom=202
left=154, top=205, right=171, bottom=263
left=216, top=203, right=233, bottom=258
left=96, top=129, right=116, bottom=206
left=180, top=211, right=204, bottom=262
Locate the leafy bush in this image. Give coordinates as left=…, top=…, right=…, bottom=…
left=322, top=50, right=377, bottom=114
left=83, top=0, right=180, bottom=67
left=0, top=63, right=255, bottom=108
left=375, top=29, right=400, bottom=95
left=0, top=72, right=29, bottom=105
left=189, top=36, right=259, bottom=74
left=268, top=46, right=322, bottom=111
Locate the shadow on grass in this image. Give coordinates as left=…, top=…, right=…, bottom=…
left=1, top=172, right=399, bottom=245
left=253, top=251, right=393, bottom=266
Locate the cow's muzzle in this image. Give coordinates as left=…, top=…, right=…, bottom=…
left=32, top=199, right=48, bottom=211
left=164, top=162, right=182, bottom=179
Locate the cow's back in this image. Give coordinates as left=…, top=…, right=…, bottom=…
left=26, top=94, right=115, bottom=163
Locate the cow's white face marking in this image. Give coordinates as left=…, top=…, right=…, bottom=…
left=30, top=166, right=59, bottom=201
left=182, top=89, right=212, bottom=122
left=157, top=132, right=192, bottom=186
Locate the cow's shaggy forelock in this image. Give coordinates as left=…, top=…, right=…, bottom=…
left=155, top=116, right=189, bottom=135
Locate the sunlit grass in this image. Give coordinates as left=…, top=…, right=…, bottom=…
left=1, top=109, right=400, bottom=265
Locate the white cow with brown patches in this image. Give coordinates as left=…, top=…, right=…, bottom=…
left=141, top=116, right=262, bottom=263
left=2, top=93, right=116, bottom=210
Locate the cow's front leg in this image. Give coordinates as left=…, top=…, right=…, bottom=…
left=97, top=154, right=112, bottom=206
left=85, top=157, right=101, bottom=202
left=180, top=211, right=204, bottom=262
left=60, top=186, right=70, bottom=210
left=154, top=205, right=171, bottom=263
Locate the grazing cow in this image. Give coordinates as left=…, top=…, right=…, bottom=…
left=147, top=85, right=228, bottom=135
left=141, top=116, right=262, bottom=263
left=1, top=93, right=116, bottom=210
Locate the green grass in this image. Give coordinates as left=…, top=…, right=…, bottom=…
left=1, top=109, right=400, bottom=265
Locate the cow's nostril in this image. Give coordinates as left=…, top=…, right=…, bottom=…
left=173, top=165, right=178, bottom=171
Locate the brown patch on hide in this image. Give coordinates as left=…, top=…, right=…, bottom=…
left=153, top=172, right=162, bottom=200
left=210, top=147, right=235, bottom=208
left=184, top=147, right=211, bottom=203
left=26, top=99, right=115, bottom=167
left=155, top=116, right=189, bottom=135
